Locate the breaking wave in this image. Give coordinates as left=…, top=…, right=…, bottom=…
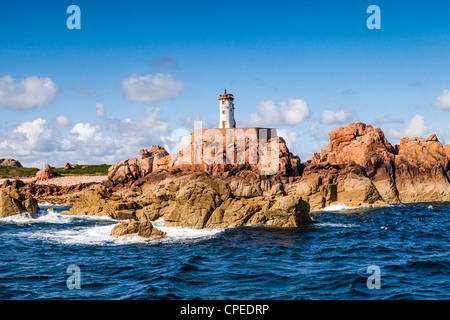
left=9, top=217, right=225, bottom=246
left=321, top=203, right=354, bottom=211
left=0, top=210, right=116, bottom=225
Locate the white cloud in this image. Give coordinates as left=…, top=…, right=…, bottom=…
left=14, top=118, right=58, bottom=152
left=120, top=73, right=185, bottom=104
left=0, top=75, right=60, bottom=109
left=433, top=89, right=450, bottom=110
left=388, top=114, right=429, bottom=139
left=0, top=107, right=171, bottom=167
left=104, top=107, right=170, bottom=147
left=320, top=109, right=353, bottom=125
left=310, top=122, right=329, bottom=148
left=60, top=122, right=120, bottom=160
left=277, top=128, right=299, bottom=153
left=70, top=123, right=103, bottom=142
left=0, top=118, right=59, bottom=163
left=248, top=98, right=310, bottom=126
left=55, top=115, right=72, bottom=128
left=96, top=103, right=105, bottom=118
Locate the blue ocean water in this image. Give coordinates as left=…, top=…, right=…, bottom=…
left=0, top=202, right=448, bottom=300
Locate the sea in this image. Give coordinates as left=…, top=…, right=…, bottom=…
left=0, top=202, right=448, bottom=300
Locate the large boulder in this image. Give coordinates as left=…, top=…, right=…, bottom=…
left=135, top=173, right=233, bottom=228
left=0, top=186, right=39, bottom=218
left=228, top=170, right=285, bottom=198
left=35, top=164, right=55, bottom=181
left=107, top=158, right=141, bottom=184
left=61, top=185, right=140, bottom=220
left=111, top=219, right=166, bottom=239
left=311, top=122, right=395, bottom=166
left=134, top=173, right=312, bottom=230
left=0, top=158, right=22, bottom=168
left=286, top=163, right=387, bottom=211
left=205, top=193, right=311, bottom=229
left=107, top=145, right=169, bottom=185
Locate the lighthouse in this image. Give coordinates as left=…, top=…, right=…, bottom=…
left=218, top=89, right=236, bottom=128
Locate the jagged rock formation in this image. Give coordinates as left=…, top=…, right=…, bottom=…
left=61, top=185, right=140, bottom=220
left=394, top=134, right=450, bottom=203
left=102, top=123, right=450, bottom=216
left=229, top=170, right=286, bottom=198
left=35, top=164, right=55, bottom=181
left=158, top=133, right=302, bottom=180
left=64, top=173, right=313, bottom=238
left=134, top=173, right=311, bottom=229
left=0, top=186, right=39, bottom=218
left=286, top=163, right=387, bottom=210
left=309, top=122, right=450, bottom=206
left=0, top=158, right=22, bottom=168
left=0, top=180, right=99, bottom=205
left=106, top=135, right=302, bottom=189
left=107, top=145, right=169, bottom=185
left=5, top=122, right=449, bottom=235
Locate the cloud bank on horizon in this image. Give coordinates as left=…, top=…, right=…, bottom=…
left=1, top=0, right=450, bottom=168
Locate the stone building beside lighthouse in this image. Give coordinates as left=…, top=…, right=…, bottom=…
left=219, top=89, right=236, bottom=128
left=146, top=89, right=301, bottom=177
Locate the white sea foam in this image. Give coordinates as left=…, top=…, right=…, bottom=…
left=0, top=210, right=73, bottom=224
left=316, top=222, right=359, bottom=228
left=152, top=219, right=225, bottom=243
left=68, top=214, right=117, bottom=222
left=38, top=202, right=70, bottom=207
left=321, top=203, right=353, bottom=211
left=16, top=219, right=225, bottom=245
left=0, top=210, right=116, bottom=225
left=21, top=224, right=118, bottom=245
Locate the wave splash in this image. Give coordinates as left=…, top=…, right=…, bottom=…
left=321, top=203, right=354, bottom=211
left=9, top=214, right=225, bottom=245
left=0, top=210, right=116, bottom=225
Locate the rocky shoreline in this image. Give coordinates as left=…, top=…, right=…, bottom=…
left=1, top=122, right=449, bottom=240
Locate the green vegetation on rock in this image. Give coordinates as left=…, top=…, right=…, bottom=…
left=0, top=167, right=39, bottom=178
left=0, top=164, right=111, bottom=178
left=54, top=164, right=111, bottom=176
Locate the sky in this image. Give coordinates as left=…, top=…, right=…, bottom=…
left=1, top=0, right=450, bottom=168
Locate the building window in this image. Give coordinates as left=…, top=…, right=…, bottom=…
left=222, top=121, right=226, bottom=128
left=222, top=110, right=226, bottom=114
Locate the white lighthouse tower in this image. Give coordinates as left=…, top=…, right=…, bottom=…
left=218, top=89, right=236, bottom=128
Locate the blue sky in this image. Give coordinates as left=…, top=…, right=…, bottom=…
left=1, top=0, right=450, bottom=167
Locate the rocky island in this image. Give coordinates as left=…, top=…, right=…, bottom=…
left=1, top=121, right=450, bottom=239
